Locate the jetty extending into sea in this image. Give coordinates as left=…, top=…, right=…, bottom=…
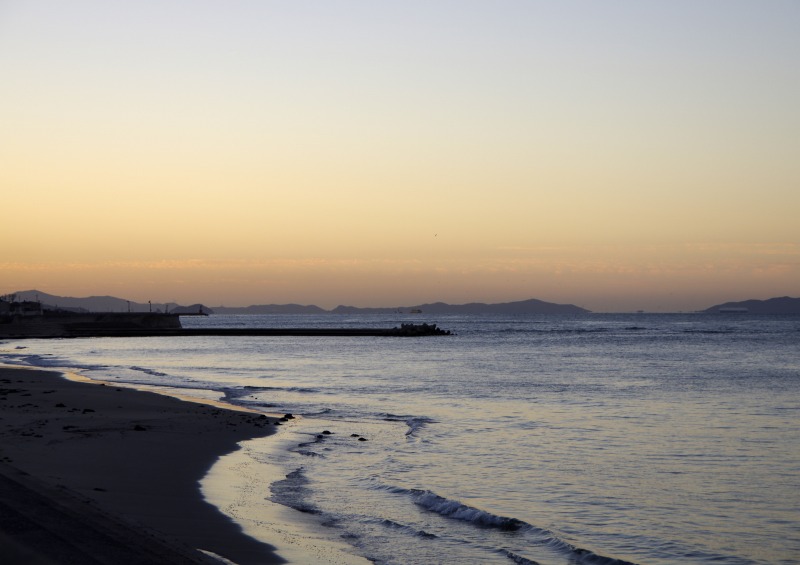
left=0, top=302, right=451, bottom=338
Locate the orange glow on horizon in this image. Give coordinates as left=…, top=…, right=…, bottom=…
left=2, top=2, right=798, bottom=312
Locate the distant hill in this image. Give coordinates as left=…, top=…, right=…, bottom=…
left=14, top=290, right=135, bottom=312
left=169, top=304, right=213, bottom=315
left=212, top=304, right=326, bottom=315
left=332, top=298, right=589, bottom=315
left=12, top=290, right=213, bottom=314
left=704, top=296, right=800, bottom=314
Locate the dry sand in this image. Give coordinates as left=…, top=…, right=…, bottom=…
left=0, top=365, right=285, bottom=564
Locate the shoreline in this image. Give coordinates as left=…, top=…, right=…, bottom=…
left=0, top=364, right=286, bottom=564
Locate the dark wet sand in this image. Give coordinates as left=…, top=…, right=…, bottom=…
left=0, top=365, right=285, bottom=564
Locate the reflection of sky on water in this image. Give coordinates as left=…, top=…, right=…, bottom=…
left=3, top=313, right=798, bottom=564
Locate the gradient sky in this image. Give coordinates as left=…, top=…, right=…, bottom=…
left=2, top=1, right=798, bottom=311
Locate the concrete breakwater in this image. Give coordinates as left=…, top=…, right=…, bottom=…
left=0, top=312, right=451, bottom=338
left=166, top=323, right=451, bottom=338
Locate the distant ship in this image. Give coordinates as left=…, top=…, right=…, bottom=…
left=718, top=307, right=749, bottom=313
left=409, top=309, right=422, bottom=314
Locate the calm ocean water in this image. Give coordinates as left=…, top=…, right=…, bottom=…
left=2, top=313, right=799, bottom=564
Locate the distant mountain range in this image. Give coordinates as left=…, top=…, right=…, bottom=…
left=10, top=290, right=589, bottom=315
left=9, top=290, right=800, bottom=315
left=703, top=296, right=800, bottom=314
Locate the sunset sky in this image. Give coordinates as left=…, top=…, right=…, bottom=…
left=2, top=1, right=798, bottom=312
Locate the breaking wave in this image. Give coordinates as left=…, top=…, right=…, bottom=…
left=382, top=486, right=638, bottom=564
left=129, top=365, right=168, bottom=377
left=404, top=416, right=435, bottom=440
left=270, top=467, right=320, bottom=515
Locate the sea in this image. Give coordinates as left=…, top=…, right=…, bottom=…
left=2, top=313, right=799, bottom=565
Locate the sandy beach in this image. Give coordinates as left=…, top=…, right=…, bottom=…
left=0, top=365, right=285, bottom=565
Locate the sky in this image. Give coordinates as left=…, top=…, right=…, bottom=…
left=1, top=1, right=798, bottom=312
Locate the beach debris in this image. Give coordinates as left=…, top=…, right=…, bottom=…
left=351, top=434, right=360, bottom=437
left=55, top=403, right=66, bottom=408
left=358, top=437, right=368, bottom=441
left=283, top=413, right=295, bottom=419
left=82, top=408, right=95, bottom=414
left=133, top=424, right=147, bottom=431
left=321, top=430, right=332, bottom=435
